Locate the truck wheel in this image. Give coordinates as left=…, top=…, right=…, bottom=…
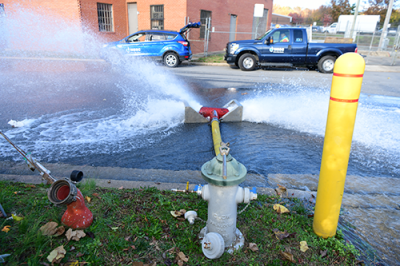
left=239, top=53, right=257, bottom=71
left=164, top=52, right=180, bottom=68
left=318, top=55, right=336, bottom=73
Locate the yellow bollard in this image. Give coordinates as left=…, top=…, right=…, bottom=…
left=211, top=119, right=222, bottom=156
left=313, top=53, right=365, bottom=238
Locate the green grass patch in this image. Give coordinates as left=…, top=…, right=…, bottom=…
left=0, top=180, right=360, bottom=265
left=195, top=53, right=226, bottom=63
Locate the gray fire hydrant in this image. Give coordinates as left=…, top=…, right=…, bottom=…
left=194, top=144, right=257, bottom=259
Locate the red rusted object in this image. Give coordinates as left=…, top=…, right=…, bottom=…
left=58, top=185, right=93, bottom=229
left=199, top=107, right=229, bottom=119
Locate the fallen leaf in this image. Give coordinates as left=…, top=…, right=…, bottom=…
left=125, top=236, right=132, bottom=241
left=2, top=225, right=11, bottom=233
left=73, top=230, right=86, bottom=241
left=320, top=249, right=328, bottom=258
left=63, top=261, right=79, bottom=266
left=85, top=196, right=91, bottom=203
left=177, top=251, right=188, bottom=262
left=86, top=231, right=95, bottom=239
left=40, top=222, right=58, bottom=236
left=54, top=226, right=65, bottom=237
left=132, top=262, right=143, bottom=266
left=11, top=214, right=24, bottom=221
left=272, top=228, right=290, bottom=240
left=66, top=228, right=86, bottom=241
left=25, top=184, right=36, bottom=188
left=280, top=250, right=296, bottom=263
left=70, top=246, right=76, bottom=251
left=179, top=209, right=187, bottom=215
left=118, top=186, right=124, bottom=190
left=76, top=252, right=84, bottom=258
left=131, top=245, right=136, bottom=250
left=111, top=227, right=119, bottom=231
left=47, top=245, right=66, bottom=263
left=177, top=261, right=183, bottom=266
left=273, top=204, right=290, bottom=214
left=300, top=241, right=309, bottom=252
left=92, top=193, right=101, bottom=199
left=249, top=243, right=259, bottom=252
left=107, top=180, right=111, bottom=183
left=277, top=184, right=287, bottom=192
left=170, top=210, right=185, bottom=218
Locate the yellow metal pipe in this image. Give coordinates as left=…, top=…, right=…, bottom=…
left=211, top=119, right=222, bottom=156
left=313, top=53, right=365, bottom=238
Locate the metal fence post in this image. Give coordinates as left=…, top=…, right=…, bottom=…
left=368, top=31, right=375, bottom=56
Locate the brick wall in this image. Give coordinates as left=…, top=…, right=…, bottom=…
left=134, top=0, right=187, bottom=32
left=187, top=0, right=273, bottom=54
left=1, top=0, right=83, bottom=52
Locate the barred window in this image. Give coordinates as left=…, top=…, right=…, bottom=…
left=151, top=5, right=164, bottom=30
left=97, top=3, right=113, bottom=32
left=200, top=10, right=211, bottom=39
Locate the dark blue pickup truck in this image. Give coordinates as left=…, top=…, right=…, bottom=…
left=224, top=27, right=358, bottom=73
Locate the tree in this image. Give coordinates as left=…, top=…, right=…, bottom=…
left=330, top=0, right=353, bottom=21
left=289, top=12, right=304, bottom=25
left=364, top=0, right=400, bottom=25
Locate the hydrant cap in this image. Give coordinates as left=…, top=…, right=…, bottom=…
left=200, top=154, right=247, bottom=186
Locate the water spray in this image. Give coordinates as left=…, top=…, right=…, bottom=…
left=0, top=131, right=93, bottom=229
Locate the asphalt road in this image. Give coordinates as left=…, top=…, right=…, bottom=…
left=170, top=64, right=400, bottom=97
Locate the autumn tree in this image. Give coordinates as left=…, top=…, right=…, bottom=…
left=330, top=0, right=354, bottom=21
left=364, top=0, right=400, bottom=25
left=289, top=12, right=304, bottom=25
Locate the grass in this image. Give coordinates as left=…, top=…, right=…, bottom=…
left=0, top=180, right=361, bottom=265
left=195, top=53, right=226, bottom=63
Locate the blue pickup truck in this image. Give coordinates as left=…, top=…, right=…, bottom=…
left=224, top=27, right=358, bottom=73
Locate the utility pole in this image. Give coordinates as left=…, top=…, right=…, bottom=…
left=350, top=0, right=361, bottom=41
left=378, top=0, right=395, bottom=51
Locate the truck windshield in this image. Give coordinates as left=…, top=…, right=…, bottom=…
left=255, top=29, right=272, bottom=40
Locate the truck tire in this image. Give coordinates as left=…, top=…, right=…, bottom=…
left=318, top=55, right=336, bottom=73
left=164, top=52, right=180, bottom=68
left=238, top=53, right=257, bottom=71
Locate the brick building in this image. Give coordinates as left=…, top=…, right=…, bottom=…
left=0, top=0, right=272, bottom=55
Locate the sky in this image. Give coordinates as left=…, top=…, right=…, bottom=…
left=275, top=0, right=360, bottom=10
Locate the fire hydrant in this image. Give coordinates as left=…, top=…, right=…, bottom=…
left=194, top=143, right=257, bottom=259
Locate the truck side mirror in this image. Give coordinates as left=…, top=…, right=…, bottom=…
left=266, top=37, right=272, bottom=44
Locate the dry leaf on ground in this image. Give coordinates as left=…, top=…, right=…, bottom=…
left=85, top=196, right=91, bottom=203
left=280, top=250, right=296, bottom=263
left=63, top=261, right=79, bottom=266
left=25, top=184, right=36, bottom=188
left=273, top=204, right=290, bottom=214
left=92, top=193, right=101, bottom=199
left=320, top=249, right=328, bottom=258
left=1, top=225, right=11, bottom=233
left=249, top=243, right=259, bottom=252
left=177, top=251, right=189, bottom=262
left=66, top=228, right=86, bottom=241
left=170, top=210, right=186, bottom=218
left=40, top=222, right=58, bottom=236
left=300, top=241, right=309, bottom=252
left=272, top=228, right=290, bottom=240
left=47, top=245, right=66, bottom=263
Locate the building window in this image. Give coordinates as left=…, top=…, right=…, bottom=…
left=151, top=5, right=164, bottom=30
left=97, top=3, right=113, bottom=32
left=200, top=10, right=211, bottom=39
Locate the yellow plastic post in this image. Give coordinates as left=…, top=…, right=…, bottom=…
left=211, top=120, right=222, bottom=156
left=313, top=53, right=365, bottom=238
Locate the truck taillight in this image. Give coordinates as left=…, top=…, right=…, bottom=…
left=178, top=41, right=188, bottom=46
left=355, top=47, right=358, bottom=53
